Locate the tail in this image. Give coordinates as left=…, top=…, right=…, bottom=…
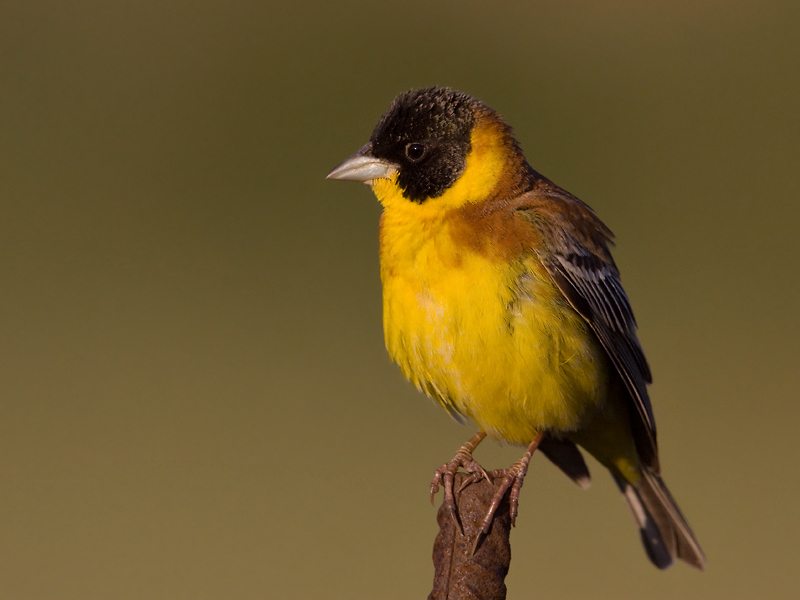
left=613, top=468, right=707, bottom=570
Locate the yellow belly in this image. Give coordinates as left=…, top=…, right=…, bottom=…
left=380, top=212, right=609, bottom=445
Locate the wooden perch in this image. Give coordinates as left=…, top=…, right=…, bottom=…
left=429, top=472, right=513, bottom=600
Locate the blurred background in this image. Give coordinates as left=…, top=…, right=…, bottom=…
left=1, top=1, right=798, bottom=598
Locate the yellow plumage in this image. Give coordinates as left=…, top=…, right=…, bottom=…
left=328, top=87, right=706, bottom=570
left=378, top=188, right=609, bottom=443
left=374, top=119, right=608, bottom=443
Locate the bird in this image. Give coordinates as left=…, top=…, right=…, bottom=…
left=327, top=87, right=706, bottom=570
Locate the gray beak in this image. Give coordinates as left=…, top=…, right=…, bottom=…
left=326, top=144, right=398, bottom=183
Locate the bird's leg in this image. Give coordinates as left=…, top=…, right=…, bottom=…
left=430, top=430, right=489, bottom=531
left=479, top=432, right=545, bottom=536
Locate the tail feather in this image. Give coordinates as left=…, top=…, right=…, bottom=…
left=539, top=435, right=592, bottom=490
left=613, top=468, right=706, bottom=570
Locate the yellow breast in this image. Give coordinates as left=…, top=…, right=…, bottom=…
left=369, top=117, right=609, bottom=444
left=376, top=197, right=609, bottom=445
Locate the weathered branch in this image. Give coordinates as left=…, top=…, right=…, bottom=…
left=429, top=473, right=512, bottom=600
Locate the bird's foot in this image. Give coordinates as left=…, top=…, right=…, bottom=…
left=479, top=433, right=545, bottom=536
left=430, top=431, right=489, bottom=533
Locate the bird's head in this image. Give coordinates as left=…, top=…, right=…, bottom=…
left=328, top=87, right=532, bottom=210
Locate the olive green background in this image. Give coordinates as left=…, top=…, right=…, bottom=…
left=2, top=1, right=799, bottom=598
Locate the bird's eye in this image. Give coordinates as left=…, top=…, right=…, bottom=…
left=405, top=143, right=426, bottom=162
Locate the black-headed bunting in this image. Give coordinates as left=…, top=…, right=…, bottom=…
left=328, top=87, right=705, bottom=570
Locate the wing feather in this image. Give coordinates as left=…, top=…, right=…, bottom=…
left=516, top=186, right=658, bottom=469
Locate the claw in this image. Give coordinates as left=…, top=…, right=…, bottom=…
left=430, top=431, right=488, bottom=534
left=471, top=433, right=544, bottom=553
left=431, top=431, right=545, bottom=554
left=457, top=470, right=487, bottom=493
